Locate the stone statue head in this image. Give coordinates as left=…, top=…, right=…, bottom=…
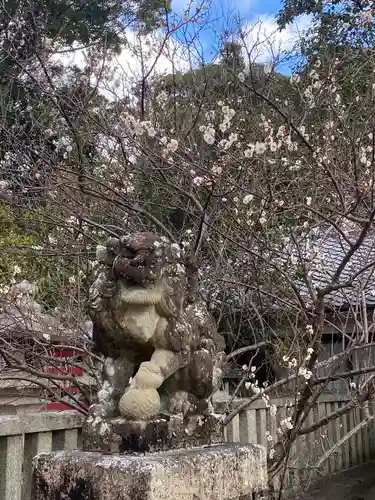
left=88, top=232, right=201, bottom=354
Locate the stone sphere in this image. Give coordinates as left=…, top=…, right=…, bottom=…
left=119, top=388, right=161, bottom=420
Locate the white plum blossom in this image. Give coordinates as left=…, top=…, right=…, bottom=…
left=219, top=105, right=236, bottom=133
left=0, top=180, right=9, bottom=191
left=277, top=125, right=286, bottom=137
left=243, top=194, right=254, bottom=205
left=306, top=325, right=314, bottom=335
left=211, top=165, right=223, bottom=176
left=269, top=141, right=278, bottom=152
left=270, top=404, right=277, bottom=417
left=288, top=358, right=297, bottom=369
left=201, top=125, right=215, bottom=145
left=255, top=142, right=267, bottom=155
left=161, top=138, right=179, bottom=156
left=259, top=213, right=267, bottom=225
left=13, top=265, right=21, bottom=275
left=298, top=367, right=312, bottom=380
left=156, top=91, right=168, bottom=105
left=290, top=74, right=300, bottom=84
left=193, top=176, right=211, bottom=187
left=244, top=145, right=254, bottom=158
left=281, top=417, right=293, bottom=430
left=48, top=235, right=57, bottom=245
left=265, top=430, right=273, bottom=442
left=0, top=285, right=10, bottom=295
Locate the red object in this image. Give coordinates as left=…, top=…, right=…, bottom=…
left=46, top=366, right=83, bottom=375
left=45, top=401, right=76, bottom=411
left=50, top=348, right=76, bottom=358
left=41, top=347, right=87, bottom=412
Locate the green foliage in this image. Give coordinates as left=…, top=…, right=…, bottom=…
left=278, top=0, right=375, bottom=56
left=278, top=0, right=323, bottom=28
left=3, top=0, right=171, bottom=52
left=0, top=204, right=90, bottom=311
left=220, top=42, right=246, bottom=70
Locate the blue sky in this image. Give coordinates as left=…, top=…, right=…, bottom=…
left=170, top=0, right=311, bottom=73
left=59, top=0, right=308, bottom=100
left=172, top=0, right=283, bottom=18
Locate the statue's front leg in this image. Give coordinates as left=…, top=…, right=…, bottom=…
left=92, top=355, right=135, bottom=418
left=119, top=349, right=182, bottom=420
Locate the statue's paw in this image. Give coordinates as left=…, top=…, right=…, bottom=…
left=168, top=390, right=191, bottom=416
left=119, top=388, right=160, bottom=420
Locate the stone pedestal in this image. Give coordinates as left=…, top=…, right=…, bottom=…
left=82, top=414, right=224, bottom=453
left=32, top=443, right=268, bottom=500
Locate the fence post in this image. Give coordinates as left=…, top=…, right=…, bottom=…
left=0, top=434, right=24, bottom=500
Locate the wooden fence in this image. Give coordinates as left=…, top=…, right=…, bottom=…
left=1, top=395, right=375, bottom=499
left=0, top=411, right=84, bottom=500
left=218, top=394, right=375, bottom=493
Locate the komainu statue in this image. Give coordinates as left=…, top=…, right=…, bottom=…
left=88, top=231, right=226, bottom=423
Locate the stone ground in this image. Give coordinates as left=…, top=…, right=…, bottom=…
left=300, top=462, right=375, bottom=500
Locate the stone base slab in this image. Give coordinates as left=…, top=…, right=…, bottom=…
left=82, top=413, right=224, bottom=453
left=32, top=443, right=268, bottom=500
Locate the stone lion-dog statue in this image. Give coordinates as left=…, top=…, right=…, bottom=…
left=88, top=231, right=226, bottom=421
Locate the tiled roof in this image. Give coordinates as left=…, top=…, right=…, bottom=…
left=289, top=230, right=375, bottom=309
left=203, top=227, right=375, bottom=314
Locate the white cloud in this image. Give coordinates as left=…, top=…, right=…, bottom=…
left=46, top=12, right=311, bottom=101
left=49, top=29, right=193, bottom=101
left=242, top=14, right=312, bottom=64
